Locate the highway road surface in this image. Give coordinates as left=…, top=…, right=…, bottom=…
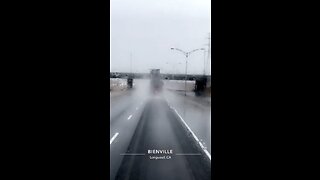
left=110, top=79, right=211, bottom=180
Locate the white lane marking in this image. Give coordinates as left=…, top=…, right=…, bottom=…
left=110, top=132, right=119, bottom=145
left=172, top=107, right=212, bottom=161
left=120, top=153, right=145, bottom=156
left=175, top=153, right=202, bottom=156
left=127, top=115, right=133, bottom=120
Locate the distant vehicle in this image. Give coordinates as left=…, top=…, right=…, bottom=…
left=150, top=69, right=163, bottom=93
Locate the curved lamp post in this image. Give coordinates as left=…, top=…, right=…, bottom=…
left=170, top=47, right=205, bottom=96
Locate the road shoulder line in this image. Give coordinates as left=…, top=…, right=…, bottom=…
left=170, top=106, right=211, bottom=161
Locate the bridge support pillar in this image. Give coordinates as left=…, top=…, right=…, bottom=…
left=194, top=76, right=207, bottom=96
left=127, top=78, right=133, bottom=89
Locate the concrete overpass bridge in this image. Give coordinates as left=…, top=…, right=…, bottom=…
left=110, top=72, right=211, bottom=95
left=110, top=72, right=211, bottom=81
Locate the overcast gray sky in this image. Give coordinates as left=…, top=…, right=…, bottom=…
left=111, top=0, right=211, bottom=75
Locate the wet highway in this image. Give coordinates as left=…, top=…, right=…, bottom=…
left=110, top=79, right=211, bottom=180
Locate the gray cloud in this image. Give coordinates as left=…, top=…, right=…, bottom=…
left=111, top=0, right=211, bottom=75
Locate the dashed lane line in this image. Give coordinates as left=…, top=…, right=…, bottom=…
left=110, top=132, right=119, bottom=145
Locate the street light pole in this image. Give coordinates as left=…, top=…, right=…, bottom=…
left=185, top=53, right=188, bottom=96
left=130, top=53, right=132, bottom=74
left=203, top=50, right=206, bottom=75
left=171, top=47, right=204, bottom=96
